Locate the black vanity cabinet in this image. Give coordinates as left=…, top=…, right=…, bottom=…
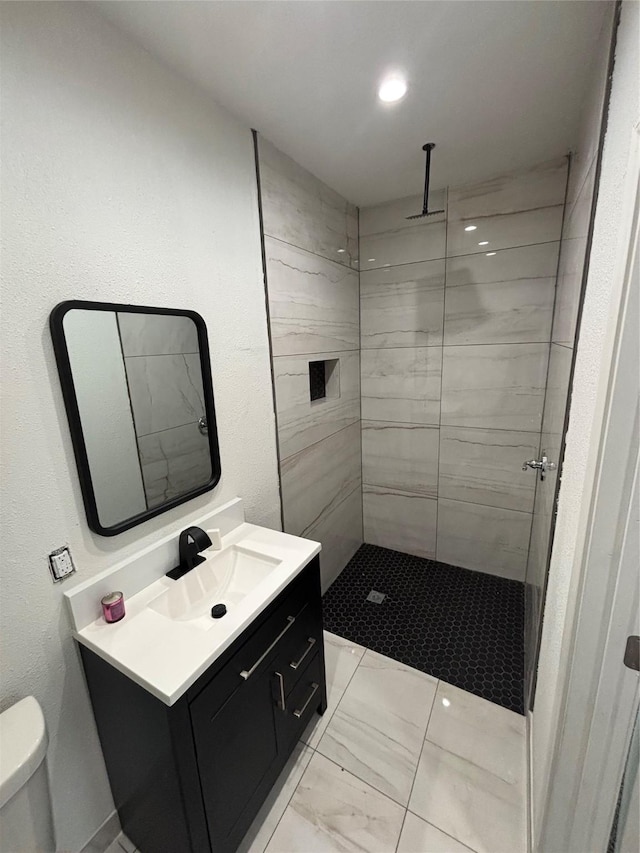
left=80, top=556, right=326, bottom=853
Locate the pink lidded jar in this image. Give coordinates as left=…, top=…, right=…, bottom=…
left=101, top=591, right=125, bottom=623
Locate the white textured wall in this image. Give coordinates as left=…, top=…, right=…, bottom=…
left=0, top=3, right=280, bottom=850
left=531, top=0, right=639, bottom=844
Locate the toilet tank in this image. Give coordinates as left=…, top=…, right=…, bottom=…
left=0, top=696, right=55, bottom=853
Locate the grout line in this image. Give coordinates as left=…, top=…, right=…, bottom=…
left=281, top=419, right=360, bottom=464
left=360, top=236, right=563, bottom=273
left=362, top=339, right=553, bottom=349
left=263, top=232, right=358, bottom=273
left=361, top=418, right=540, bottom=436
left=405, top=812, right=479, bottom=853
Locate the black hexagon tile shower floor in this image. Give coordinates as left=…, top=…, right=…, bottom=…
left=322, top=543, right=525, bottom=714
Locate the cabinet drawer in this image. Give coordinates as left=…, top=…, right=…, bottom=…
left=190, top=567, right=314, bottom=721
left=275, top=603, right=323, bottom=699
left=275, top=653, right=323, bottom=748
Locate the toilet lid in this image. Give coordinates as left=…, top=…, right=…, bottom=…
left=0, top=696, right=48, bottom=809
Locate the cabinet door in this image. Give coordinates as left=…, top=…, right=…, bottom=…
left=192, top=664, right=278, bottom=849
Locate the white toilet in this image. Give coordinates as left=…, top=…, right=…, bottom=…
left=0, top=696, right=55, bottom=853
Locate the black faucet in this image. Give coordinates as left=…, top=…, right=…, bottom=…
left=166, top=526, right=213, bottom=580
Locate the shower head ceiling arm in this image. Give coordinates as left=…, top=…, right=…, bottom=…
left=406, top=142, right=445, bottom=220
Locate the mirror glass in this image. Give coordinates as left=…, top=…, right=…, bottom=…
left=51, top=302, right=221, bottom=535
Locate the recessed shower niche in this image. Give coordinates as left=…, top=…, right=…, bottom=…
left=308, top=358, right=340, bottom=404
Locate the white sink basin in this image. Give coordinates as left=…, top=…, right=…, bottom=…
left=148, top=545, right=282, bottom=622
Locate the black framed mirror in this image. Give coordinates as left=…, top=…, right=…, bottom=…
left=50, top=300, right=221, bottom=536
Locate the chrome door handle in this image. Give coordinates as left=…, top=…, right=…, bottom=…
left=275, top=671, right=286, bottom=710
left=240, top=616, right=295, bottom=680
left=522, top=454, right=557, bottom=481
left=293, top=682, right=319, bottom=718
left=290, top=637, right=316, bottom=670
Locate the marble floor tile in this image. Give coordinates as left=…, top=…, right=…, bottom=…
left=360, top=259, right=445, bottom=349
left=436, top=498, right=532, bottom=581
left=444, top=242, right=558, bottom=345
left=301, top=631, right=366, bottom=749
left=440, top=343, right=549, bottom=432
left=265, top=237, right=359, bottom=357
left=447, top=157, right=567, bottom=258
left=258, top=136, right=358, bottom=269
left=317, top=650, right=437, bottom=805
left=124, top=352, right=205, bottom=436
left=361, top=347, right=442, bottom=425
left=426, top=682, right=525, bottom=785
left=238, top=742, right=314, bottom=853
left=363, top=485, right=437, bottom=559
left=274, top=350, right=360, bottom=459
left=397, top=812, right=474, bottom=853
left=438, top=426, right=539, bottom=513
left=362, top=421, right=439, bottom=497
left=117, top=312, right=198, bottom=357
left=359, top=192, right=447, bottom=270
left=281, top=422, right=361, bottom=537
left=265, top=753, right=405, bottom=853
left=409, top=740, right=526, bottom=853
left=303, top=486, right=363, bottom=593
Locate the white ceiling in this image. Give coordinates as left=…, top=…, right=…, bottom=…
left=96, top=1, right=610, bottom=207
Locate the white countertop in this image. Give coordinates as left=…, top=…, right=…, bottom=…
left=66, top=503, right=320, bottom=705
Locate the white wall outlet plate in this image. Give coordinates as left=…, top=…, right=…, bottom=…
left=49, top=546, right=76, bottom=582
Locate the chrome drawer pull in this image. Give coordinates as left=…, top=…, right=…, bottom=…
left=275, top=672, right=286, bottom=711
left=290, top=637, right=316, bottom=670
left=293, top=682, right=319, bottom=718
left=240, top=616, right=295, bottom=680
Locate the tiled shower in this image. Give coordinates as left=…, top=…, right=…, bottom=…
left=254, top=133, right=587, bottom=712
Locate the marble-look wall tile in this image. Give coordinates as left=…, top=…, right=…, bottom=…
left=524, top=344, right=573, bottom=697
left=258, top=137, right=358, bottom=268
left=551, top=157, right=594, bottom=346
left=138, top=421, right=211, bottom=508
left=274, top=350, right=359, bottom=460
left=361, top=347, right=442, bottom=425
left=265, top=237, right=359, bottom=356
left=281, top=421, right=361, bottom=537
left=359, top=192, right=446, bottom=271
left=363, top=485, right=437, bottom=559
left=444, top=242, right=559, bottom=345
left=117, top=313, right=198, bottom=357
left=441, top=343, right=549, bottom=432
left=362, top=420, right=439, bottom=497
left=447, top=157, right=567, bottom=258
left=304, top=485, right=363, bottom=592
left=437, top=498, right=532, bottom=581
left=125, top=352, right=205, bottom=436
left=439, top=426, right=539, bottom=513
left=360, top=259, right=445, bottom=348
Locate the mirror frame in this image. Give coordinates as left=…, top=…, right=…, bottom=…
left=50, top=300, right=222, bottom=536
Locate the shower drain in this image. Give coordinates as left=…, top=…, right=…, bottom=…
left=366, top=590, right=386, bottom=604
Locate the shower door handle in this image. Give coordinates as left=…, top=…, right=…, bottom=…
left=522, top=455, right=557, bottom=481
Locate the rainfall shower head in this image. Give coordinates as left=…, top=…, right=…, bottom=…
left=406, top=143, right=445, bottom=220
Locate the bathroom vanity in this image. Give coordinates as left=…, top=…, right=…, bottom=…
left=65, top=499, right=327, bottom=853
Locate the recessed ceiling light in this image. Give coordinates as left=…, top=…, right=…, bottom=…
left=368, top=258, right=376, bottom=262
left=442, top=698, right=451, bottom=707
left=337, top=248, right=345, bottom=253
left=478, top=241, right=489, bottom=246
left=486, top=252, right=497, bottom=256
left=464, top=225, right=477, bottom=232
left=378, top=76, right=407, bottom=103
